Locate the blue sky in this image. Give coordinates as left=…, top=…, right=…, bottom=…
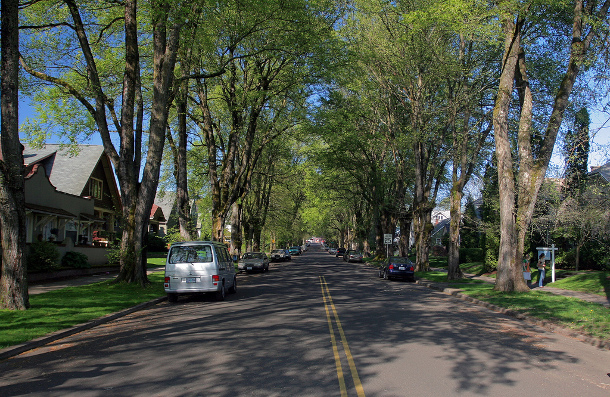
left=18, top=96, right=610, bottom=169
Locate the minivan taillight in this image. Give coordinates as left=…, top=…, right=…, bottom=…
left=164, top=277, right=170, bottom=288
left=212, top=275, right=219, bottom=285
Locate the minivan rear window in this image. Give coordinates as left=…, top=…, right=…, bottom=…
left=169, top=245, right=213, bottom=264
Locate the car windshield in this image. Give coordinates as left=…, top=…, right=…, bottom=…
left=389, top=257, right=412, bottom=264
left=243, top=253, right=264, bottom=259
left=168, top=245, right=213, bottom=264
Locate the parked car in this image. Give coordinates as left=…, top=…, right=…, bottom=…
left=289, top=246, right=302, bottom=256
left=343, top=250, right=363, bottom=263
left=336, top=247, right=347, bottom=258
left=164, top=241, right=237, bottom=302
left=270, top=249, right=290, bottom=262
left=379, top=256, right=415, bottom=281
left=328, top=247, right=338, bottom=255
left=238, top=252, right=270, bottom=273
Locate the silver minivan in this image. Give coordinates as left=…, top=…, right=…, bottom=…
left=164, top=241, right=237, bottom=302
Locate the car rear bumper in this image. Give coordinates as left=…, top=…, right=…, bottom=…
left=387, top=271, right=415, bottom=280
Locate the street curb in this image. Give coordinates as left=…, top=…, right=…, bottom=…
left=415, top=279, right=610, bottom=351
left=0, top=296, right=167, bottom=361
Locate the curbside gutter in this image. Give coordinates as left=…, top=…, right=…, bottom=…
left=415, top=278, right=610, bottom=351
left=0, top=296, right=167, bottom=361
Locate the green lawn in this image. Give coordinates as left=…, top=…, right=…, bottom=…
left=550, top=271, right=610, bottom=296
left=0, top=270, right=166, bottom=350
left=416, top=270, right=610, bottom=341
left=371, top=258, right=609, bottom=341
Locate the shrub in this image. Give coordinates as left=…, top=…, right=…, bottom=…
left=27, top=241, right=60, bottom=271
left=147, top=232, right=168, bottom=252
left=460, top=248, right=485, bottom=263
left=106, top=240, right=122, bottom=265
left=61, top=251, right=90, bottom=268
left=432, top=245, right=448, bottom=256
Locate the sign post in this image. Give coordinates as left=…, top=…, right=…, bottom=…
left=536, top=244, right=559, bottom=283
left=384, top=234, right=392, bottom=257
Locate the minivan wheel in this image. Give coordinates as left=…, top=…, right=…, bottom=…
left=215, top=283, right=226, bottom=301
left=167, top=293, right=178, bottom=303
left=228, top=277, right=237, bottom=294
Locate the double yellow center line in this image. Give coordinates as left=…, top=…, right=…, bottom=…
left=319, top=276, right=366, bottom=397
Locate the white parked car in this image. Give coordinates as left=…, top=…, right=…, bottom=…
left=164, top=241, right=237, bottom=303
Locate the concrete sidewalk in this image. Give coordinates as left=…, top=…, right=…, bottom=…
left=28, top=266, right=166, bottom=295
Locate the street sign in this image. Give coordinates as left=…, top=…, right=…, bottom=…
left=384, top=234, right=392, bottom=245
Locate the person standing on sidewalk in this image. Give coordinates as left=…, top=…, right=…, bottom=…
left=537, top=253, right=546, bottom=288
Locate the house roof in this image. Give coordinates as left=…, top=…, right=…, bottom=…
left=23, top=144, right=106, bottom=197
left=590, top=162, right=610, bottom=183
left=431, top=218, right=450, bottom=237
left=150, top=204, right=166, bottom=222
left=25, top=203, right=76, bottom=218
left=154, top=191, right=176, bottom=217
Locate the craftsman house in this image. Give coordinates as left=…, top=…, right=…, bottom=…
left=23, top=144, right=122, bottom=265
left=153, top=191, right=201, bottom=238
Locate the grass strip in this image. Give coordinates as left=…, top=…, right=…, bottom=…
left=0, top=272, right=165, bottom=349
left=417, top=271, right=610, bottom=341
left=550, top=271, right=610, bottom=296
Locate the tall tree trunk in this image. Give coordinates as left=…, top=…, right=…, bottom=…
left=447, top=188, right=464, bottom=280
left=230, top=201, right=242, bottom=257
left=398, top=212, right=411, bottom=257
left=0, top=0, right=29, bottom=310
left=252, top=226, right=262, bottom=252
left=115, top=1, right=180, bottom=285
left=413, top=205, right=433, bottom=271
left=493, top=1, right=609, bottom=292
left=176, top=80, right=192, bottom=240
left=492, top=14, right=529, bottom=292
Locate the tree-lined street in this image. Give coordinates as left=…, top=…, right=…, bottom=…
left=1, top=245, right=608, bottom=396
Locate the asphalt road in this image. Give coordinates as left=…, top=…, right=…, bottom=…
left=1, top=244, right=609, bottom=396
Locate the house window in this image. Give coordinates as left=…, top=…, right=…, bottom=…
left=89, top=178, right=103, bottom=200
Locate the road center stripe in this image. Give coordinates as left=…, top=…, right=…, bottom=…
left=320, top=276, right=366, bottom=397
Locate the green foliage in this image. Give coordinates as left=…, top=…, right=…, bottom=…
left=162, top=227, right=184, bottom=245
left=480, top=156, right=500, bottom=272
left=460, top=248, right=485, bottom=264
left=461, top=197, right=482, bottom=248
left=556, top=242, right=610, bottom=271
left=27, top=241, right=60, bottom=271
left=105, top=241, right=122, bottom=265
left=146, top=232, right=168, bottom=253
left=61, top=251, right=90, bottom=269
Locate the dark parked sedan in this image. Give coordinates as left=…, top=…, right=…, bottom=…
left=379, top=256, right=415, bottom=281
left=335, top=247, right=346, bottom=258
left=270, top=249, right=290, bottom=262
left=238, top=252, right=269, bottom=273
left=343, top=250, right=363, bottom=263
